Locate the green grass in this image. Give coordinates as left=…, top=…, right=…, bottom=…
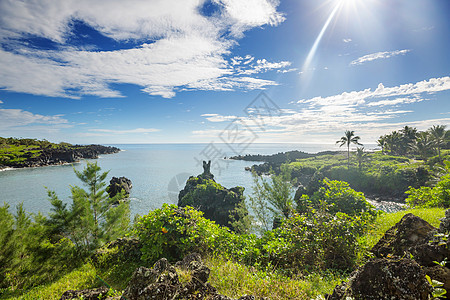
left=205, top=256, right=345, bottom=299
left=2, top=208, right=445, bottom=300
left=2, top=263, right=99, bottom=300
left=357, top=207, right=446, bottom=260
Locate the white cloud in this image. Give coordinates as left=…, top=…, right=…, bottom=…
left=299, top=76, right=450, bottom=107
left=0, top=0, right=286, bottom=98
left=217, top=0, right=285, bottom=37
left=200, top=113, right=237, bottom=122
left=0, top=109, right=68, bottom=129
left=88, top=128, right=160, bottom=134
left=238, top=58, right=291, bottom=75
left=199, top=76, right=450, bottom=143
left=350, top=49, right=411, bottom=66
left=367, top=96, right=424, bottom=107
left=277, top=68, right=298, bottom=73
left=343, top=38, right=352, bottom=43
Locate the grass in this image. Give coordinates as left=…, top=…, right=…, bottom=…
left=2, top=263, right=99, bottom=300
left=357, top=207, right=446, bottom=261
left=1, top=208, right=445, bottom=300
left=205, top=256, right=345, bottom=299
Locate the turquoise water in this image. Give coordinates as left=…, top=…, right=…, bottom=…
left=0, top=143, right=349, bottom=217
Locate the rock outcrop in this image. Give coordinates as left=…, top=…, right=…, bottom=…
left=107, top=177, right=132, bottom=199
left=328, top=211, right=450, bottom=299
left=328, top=258, right=432, bottom=300
left=59, top=286, right=111, bottom=300
left=121, top=253, right=258, bottom=300
left=2, top=144, right=120, bottom=168
left=178, top=161, right=247, bottom=230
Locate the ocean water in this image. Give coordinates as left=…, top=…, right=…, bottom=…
left=0, top=143, right=356, bottom=217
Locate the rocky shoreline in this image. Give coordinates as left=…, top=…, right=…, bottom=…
left=0, top=144, right=120, bottom=170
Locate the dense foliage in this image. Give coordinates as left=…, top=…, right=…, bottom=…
left=285, top=152, right=430, bottom=197
left=133, top=204, right=228, bottom=263
left=406, top=161, right=450, bottom=208
left=297, top=179, right=376, bottom=217
left=0, top=163, right=130, bottom=296
left=0, top=204, right=78, bottom=293
left=378, top=125, right=450, bottom=163
left=47, top=162, right=130, bottom=252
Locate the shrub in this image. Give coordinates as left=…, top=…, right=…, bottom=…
left=406, top=172, right=450, bottom=208
left=248, top=211, right=370, bottom=272
left=133, top=204, right=230, bottom=264
left=297, top=179, right=376, bottom=217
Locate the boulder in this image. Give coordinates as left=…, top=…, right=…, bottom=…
left=371, top=213, right=436, bottom=258
left=329, top=212, right=450, bottom=299
left=92, top=238, right=142, bottom=268
left=328, top=258, right=432, bottom=300
left=59, top=286, right=110, bottom=300
left=107, top=177, right=132, bottom=199
left=121, top=253, right=259, bottom=300
left=178, top=161, right=247, bottom=230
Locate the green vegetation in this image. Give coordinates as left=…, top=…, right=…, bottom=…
left=358, top=207, right=445, bottom=256
left=1, top=126, right=449, bottom=299
left=0, top=137, right=69, bottom=165
left=47, top=162, right=130, bottom=252
left=336, top=130, right=362, bottom=169
left=285, top=151, right=428, bottom=197
left=405, top=161, right=450, bottom=208
left=0, top=162, right=129, bottom=297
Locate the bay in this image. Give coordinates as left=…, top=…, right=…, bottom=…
left=0, top=143, right=359, bottom=217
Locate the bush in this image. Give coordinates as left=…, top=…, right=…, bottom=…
left=0, top=203, right=79, bottom=293
left=406, top=172, right=450, bottom=208
left=297, top=179, right=376, bottom=217
left=247, top=211, right=370, bottom=272
left=133, top=204, right=230, bottom=264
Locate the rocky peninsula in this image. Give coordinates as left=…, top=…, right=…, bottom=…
left=0, top=137, right=120, bottom=169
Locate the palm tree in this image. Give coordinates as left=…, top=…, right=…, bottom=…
left=400, top=126, right=417, bottom=155
left=413, top=131, right=433, bottom=162
left=429, top=125, right=447, bottom=163
left=377, top=136, right=387, bottom=154
left=355, top=147, right=367, bottom=171
left=336, top=130, right=363, bottom=169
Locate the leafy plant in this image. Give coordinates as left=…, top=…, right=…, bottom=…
left=46, top=162, right=130, bottom=252
left=133, top=204, right=229, bottom=264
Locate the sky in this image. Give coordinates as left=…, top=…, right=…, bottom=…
left=0, top=0, right=449, bottom=145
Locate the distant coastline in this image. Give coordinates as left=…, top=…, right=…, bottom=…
left=0, top=137, right=120, bottom=170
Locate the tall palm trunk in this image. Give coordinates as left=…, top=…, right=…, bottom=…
left=347, top=143, right=350, bottom=169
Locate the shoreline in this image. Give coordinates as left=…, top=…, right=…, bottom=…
left=0, top=144, right=120, bottom=170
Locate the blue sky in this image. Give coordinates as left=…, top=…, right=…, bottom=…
left=0, top=0, right=449, bottom=145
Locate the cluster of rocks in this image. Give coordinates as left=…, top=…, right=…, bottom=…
left=60, top=253, right=259, bottom=300
left=3, top=144, right=120, bottom=168
left=178, top=161, right=247, bottom=230
left=107, top=177, right=133, bottom=199
left=327, top=211, right=450, bottom=299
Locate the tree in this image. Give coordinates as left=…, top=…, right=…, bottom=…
left=355, top=147, right=367, bottom=171
left=377, top=136, right=387, bottom=154
left=47, top=162, right=130, bottom=251
left=413, top=131, right=434, bottom=162
left=400, top=126, right=417, bottom=155
left=429, top=125, right=447, bottom=164
left=336, top=130, right=363, bottom=169
left=249, top=170, right=295, bottom=234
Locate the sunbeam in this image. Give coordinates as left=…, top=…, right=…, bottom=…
left=301, top=1, right=343, bottom=75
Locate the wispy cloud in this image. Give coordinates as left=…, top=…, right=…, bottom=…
left=88, top=128, right=160, bottom=134
left=342, top=38, right=352, bottom=43
left=0, top=0, right=286, bottom=98
left=350, top=49, right=411, bottom=66
left=0, top=109, right=68, bottom=128
left=199, top=76, right=450, bottom=143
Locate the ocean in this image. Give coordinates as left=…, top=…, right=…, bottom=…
left=0, top=143, right=367, bottom=217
